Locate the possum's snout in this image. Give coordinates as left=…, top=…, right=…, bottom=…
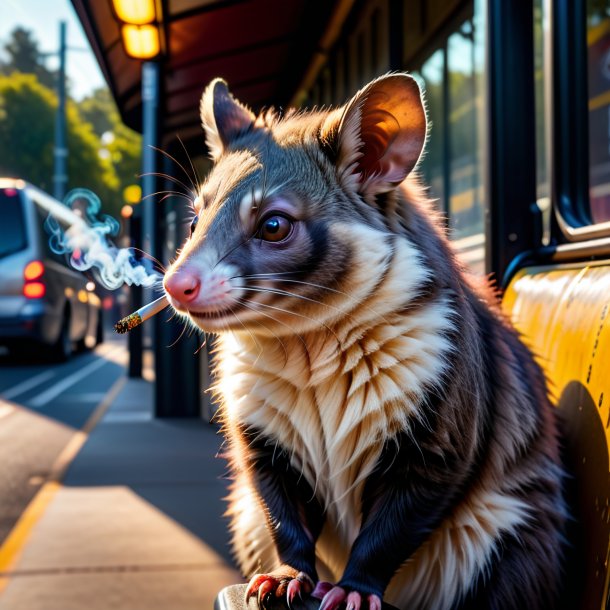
left=163, top=259, right=245, bottom=331
left=164, top=268, right=201, bottom=306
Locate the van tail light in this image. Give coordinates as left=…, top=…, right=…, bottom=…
left=24, top=282, right=46, bottom=298
left=24, top=260, right=45, bottom=281
left=23, top=261, right=46, bottom=298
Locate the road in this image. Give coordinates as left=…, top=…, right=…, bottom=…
left=0, top=337, right=127, bottom=546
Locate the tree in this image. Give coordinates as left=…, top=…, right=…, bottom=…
left=80, top=87, right=142, bottom=204
left=0, top=27, right=55, bottom=89
left=0, top=73, right=118, bottom=213
left=79, top=87, right=115, bottom=136
left=0, top=27, right=141, bottom=218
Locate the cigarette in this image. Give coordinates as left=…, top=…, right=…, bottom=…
left=114, top=295, right=169, bottom=334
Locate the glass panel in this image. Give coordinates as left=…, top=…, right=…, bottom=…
left=447, top=19, right=483, bottom=242
left=587, top=1, right=610, bottom=222
left=0, top=189, right=27, bottom=259
left=534, top=0, right=550, bottom=200
left=534, top=0, right=552, bottom=244
left=418, top=49, right=445, bottom=212
left=416, top=0, right=486, bottom=275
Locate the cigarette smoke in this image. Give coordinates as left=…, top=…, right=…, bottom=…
left=45, top=188, right=159, bottom=290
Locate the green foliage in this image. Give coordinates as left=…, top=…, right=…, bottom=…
left=0, top=26, right=142, bottom=218
left=80, top=87, right=142, bottom=203
left=0, top=73, right=55, bottom=189
left=79, top=87, right=116, bottom=137
left=0, top=73, right=120, bottom=215
left=0, top=27, right=56, bottom=89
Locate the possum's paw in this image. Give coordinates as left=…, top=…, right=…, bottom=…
left=246, top=566, right=315, bottom=608
left=318, top=585, right=382, bottom=610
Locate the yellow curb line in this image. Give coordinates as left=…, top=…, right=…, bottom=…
left=0, top=374, right=127, bottom=594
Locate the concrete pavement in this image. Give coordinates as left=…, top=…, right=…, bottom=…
left=0, top=374, right=241, bottom=610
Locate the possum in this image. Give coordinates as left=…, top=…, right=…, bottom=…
left=163, top=74, right=567, bottom=610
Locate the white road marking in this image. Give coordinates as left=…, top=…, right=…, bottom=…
left=29, top=347, right=123, bottom=408
left=1, top=370, right=56, bottom=401
left=102, top=411, right=152, bottom=423
left=64, top=392, right=107, bottom=402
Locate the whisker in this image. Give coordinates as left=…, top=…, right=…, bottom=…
left=194, top=332, right=207, bottom=354
left=238, top=274, right=394, bottom=326
left=139, top=171, right=194, bottom=197
left=149, top=144, right=198, bottom=193
left=125, top=247, right=166, bottom=273
left=236, top=297, right=342, bottom=351
left=239, top=285, right=338, bottom=311
left=213, top=234, right=256, bottom=270
left=140, top=189, right=194, bottom=203
left=234, top=298, right=290, bottom=367
left=228, top=301, right=270, bottom=369
left=228, top=271, right=299, bottom=281
left=237, top=284, right=391, bottom=333
left=177, top=134, right=201, bottom=190
left=167, top=319, right=190, bottom=348
left=234, top=298, right=305, bottom=365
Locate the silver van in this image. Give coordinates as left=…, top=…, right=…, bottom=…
left=0, top=179, right=102, bottom=361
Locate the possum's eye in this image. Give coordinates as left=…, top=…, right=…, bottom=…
left=258, top=214, right=293, bottom=242
left=190, top=215, right=199, bottom=235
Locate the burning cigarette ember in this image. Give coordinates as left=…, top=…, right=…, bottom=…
left=114, top=295, right=169, bottom=334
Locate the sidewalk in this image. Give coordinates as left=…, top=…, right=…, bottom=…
left=0, top=376, right=241, bottom=610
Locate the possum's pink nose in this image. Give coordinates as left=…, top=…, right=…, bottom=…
left=164, top=269, right=201, bottom=305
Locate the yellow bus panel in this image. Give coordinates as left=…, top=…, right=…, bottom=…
left=503, top=262, right=610, bottom=609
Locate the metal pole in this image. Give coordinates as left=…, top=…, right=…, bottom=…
left=128, top=210, right=143, bottom=378
left=129, top=62, right=159, bottom=378
left=53, top=21, right=67, bottom=201
left=138, top=61, right=160, bottom=388
left=154, top=150, right=202, bottom=418
left=142, top=62, right=159, bottom=258
left=485, top=0, right=539, bottom=281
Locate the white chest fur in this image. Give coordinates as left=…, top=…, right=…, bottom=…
left=217, top=264, right=455, bottom=548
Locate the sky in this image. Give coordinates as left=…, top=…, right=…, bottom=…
left=0, top=0, right=106, bottom=100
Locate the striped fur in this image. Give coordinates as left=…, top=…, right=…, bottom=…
left=164, top=75, right=566, bottom=609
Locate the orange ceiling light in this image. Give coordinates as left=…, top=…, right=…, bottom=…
left=112, top=0, right=155, bottom=25
left=122, top=24, right=160, bottom=59
left=112, top=0, right=162, bottom=60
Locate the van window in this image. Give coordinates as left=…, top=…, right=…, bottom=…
left=0, top=188, right=27, bottom=259
left=33, top=196, right=71, bottom=266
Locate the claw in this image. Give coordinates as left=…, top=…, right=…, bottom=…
left=287, top=579, right=301, bottom=606
left=276, top=579, right=289, bottom=597
left=257, top=579, right=275, bottom=608
left=367, top=594, right=382, bottom=610
left=246, top=574, right=271, bottom=598
left=319, top=585, right=347, bottom=610
left=346, top=591, right=362, bottom=610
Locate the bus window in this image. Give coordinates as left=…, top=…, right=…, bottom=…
left=534, top=0, right=552, bottom=245
left=587, top=1, right=610, bottom=222
left=534, top=0, right=550, bottom=201
left=419, top=49, right=445, bottom=214
left=415, top=2, right=486, bottom=274
left=448, top=20, right=483, bottom=242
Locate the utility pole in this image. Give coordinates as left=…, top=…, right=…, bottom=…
left=128, top=61, right=160, bottom=379
left=53, top=21, right=67, bottom=202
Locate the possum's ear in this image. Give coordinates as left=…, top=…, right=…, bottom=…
left=323, top=74, right=427, bottom=195
left=200, top=79, right=256, bottom=160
